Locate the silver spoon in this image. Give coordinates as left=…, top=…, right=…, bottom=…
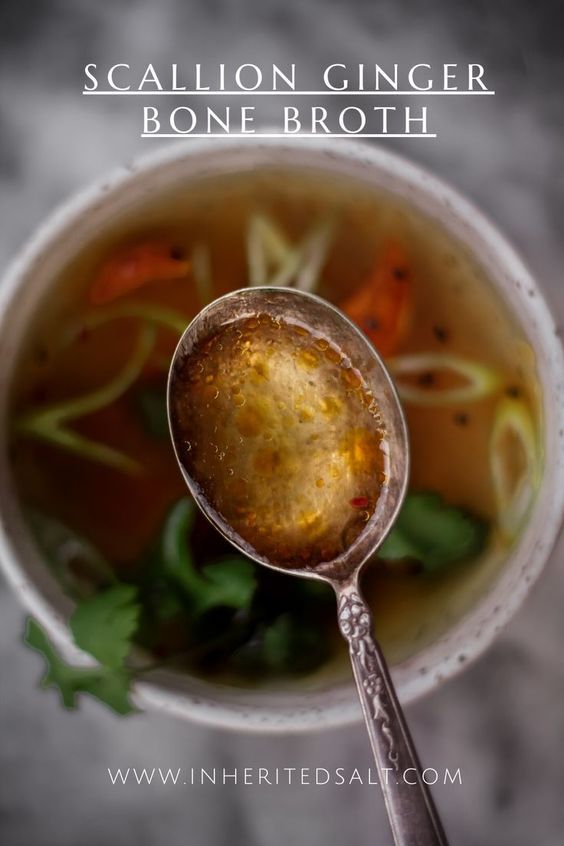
left=167, top=287, right=448, bottom=846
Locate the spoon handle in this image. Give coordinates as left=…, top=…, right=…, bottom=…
left=336, top=582, right=448, bottom=846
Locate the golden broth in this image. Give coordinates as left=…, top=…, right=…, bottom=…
left=10, top=167, right=540, bottom=685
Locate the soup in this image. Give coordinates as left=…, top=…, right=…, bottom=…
left=10, top=168, right=541, bottom=696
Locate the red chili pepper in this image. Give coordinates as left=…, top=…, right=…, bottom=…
left=350, top=496, right=370, bottom=508
left=89, top=241, right=190, bottom=305
left=340, top=240, right=413, bottom=358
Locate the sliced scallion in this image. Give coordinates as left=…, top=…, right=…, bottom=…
left=62, top=302, right=188, bottom=347
left=247, top=213, right=293, bottom=286
left=388, top=353, right=501, bottom=406
left=490, top=396, right=541, bottom=539
left=294, top=218, right=335, bottom=293
left=246, top=213, right=334, bottom=291
left=15, top=323, right=156, bottom=473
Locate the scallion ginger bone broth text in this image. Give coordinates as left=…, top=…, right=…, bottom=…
left=170, top=314, right=387, bottom=567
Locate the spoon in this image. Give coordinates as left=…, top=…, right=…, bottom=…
left=167, top=287, right=448, bottom=846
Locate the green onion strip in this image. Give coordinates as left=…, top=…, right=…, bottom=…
left=247, top=212, right=333, bottom=292
left=15, top=323, right=156, bottom=474
left=388, top=353, right=502, bottom=406
left=490, top=396, right=541, bottom=539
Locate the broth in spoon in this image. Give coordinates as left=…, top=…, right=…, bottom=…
left=169, top=312, right=388, bottom=569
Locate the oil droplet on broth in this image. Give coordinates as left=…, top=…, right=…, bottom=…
left=170, top=314, right=387, bottom=568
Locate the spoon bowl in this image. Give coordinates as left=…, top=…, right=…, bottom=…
left=167, top=287, right=409, bottom=583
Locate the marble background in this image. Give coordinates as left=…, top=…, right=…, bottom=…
left=1, top=1, right=563, bottom=844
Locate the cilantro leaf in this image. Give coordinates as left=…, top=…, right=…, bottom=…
left=25, top=619, right=135, bottom=715
left=377, top=530, right=419, bottom=562
left=197, top=558, right=256, bottom=612
left=157, top=498, right=256, bottom=614
left=70, top=584, right=141, bottom=668
left=160, top=498, right=197, bottom=594
left=262, top=613, right=330, bottom=674
left=84, top=670, right=135, bottom=715
left=263, top=614, right=295, bottom=668
left=379, top=492, right=488, bottom=574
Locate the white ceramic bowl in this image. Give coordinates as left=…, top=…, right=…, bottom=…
left=1, top=139, right=563, bottom=732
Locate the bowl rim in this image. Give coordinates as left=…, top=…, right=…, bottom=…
left=1, top=136, right=563, bottom=733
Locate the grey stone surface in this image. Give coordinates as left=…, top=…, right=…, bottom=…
left=1, top=1, right=563, bottom=844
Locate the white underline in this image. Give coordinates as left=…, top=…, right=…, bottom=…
left=140, top=133, right=438, bottom=139
left=84, top=89, right=495, bottom=96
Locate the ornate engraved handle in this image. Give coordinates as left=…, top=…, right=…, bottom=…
left=336, top=582, right=448, bottom=846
